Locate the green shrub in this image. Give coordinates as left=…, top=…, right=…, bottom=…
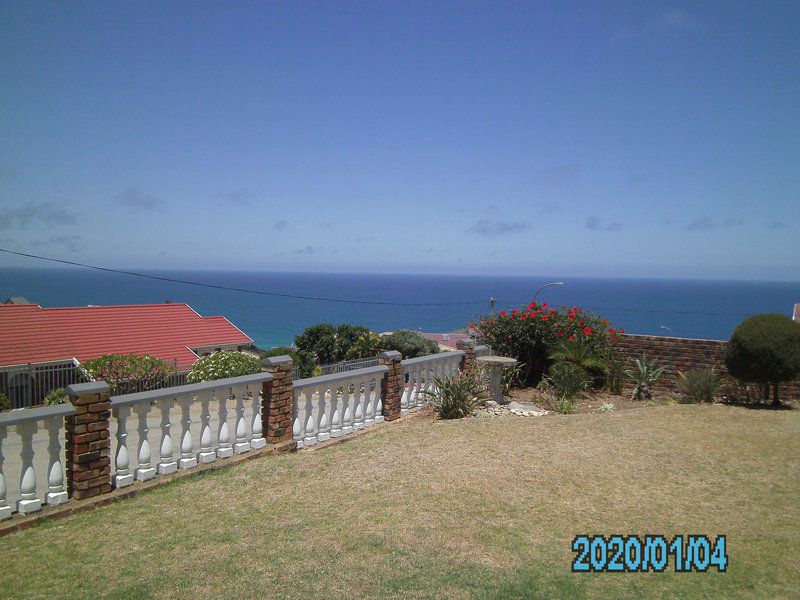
left=598, top=401, right=615, bottom=413
left=725, top=313, right=800, bottom=405
left=187, top=351, right=261, bottom=383
left=258, top=346, right=299, bottom=362
left=676, top=368, right=724, bottom=404
left=502, top=362, right=524, bottom=396
left=474, top=303, right=616, bottom=386
left=552, top=397, right=576, bottom=414
left=381, top=330, right=439, bottom=359
left=546, top=362, right=592, bottom=400
left=44, top=387, right=67, bottom=406
left=0, top=392, right=9, bottom=412
left=83, top=354, right=176, bottom=395
left=294, top=324, right=374, bottom=365
left=422, top=370, right=487, bottom=419
left=625, top=355, right=667, bottom=401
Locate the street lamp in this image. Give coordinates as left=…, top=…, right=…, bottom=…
left=533, top=281, right=565, bottom=301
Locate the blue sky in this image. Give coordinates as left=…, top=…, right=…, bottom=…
left=1, top=1, right=798, bottom=280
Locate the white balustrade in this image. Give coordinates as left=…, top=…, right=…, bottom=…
left=0, top=405, right=75, bottom=519
left=401, top=351, right=466, bottom=412
left=110, top=373, right=272, bottom=481
left=292, top=366, right=388, bottom=448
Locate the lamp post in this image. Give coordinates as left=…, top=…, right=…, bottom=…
left=533, top=281, right=565, bottom=301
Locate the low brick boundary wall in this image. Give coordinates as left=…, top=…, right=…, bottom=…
left=614, top=333, right=800, bottom=400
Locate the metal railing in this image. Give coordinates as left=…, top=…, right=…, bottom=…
left=291, top=355, right=380, bottom=380
left=0, top=360, right=90, bottom=409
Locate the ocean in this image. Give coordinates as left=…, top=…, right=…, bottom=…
left=1, top=268, right=798, bottom=348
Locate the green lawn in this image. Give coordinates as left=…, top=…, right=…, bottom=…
left=1, top=404, right=798, bottom=599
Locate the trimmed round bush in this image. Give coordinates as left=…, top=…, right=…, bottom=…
left=381, top=330, right=439, bottom=359
left=725, top=314, right=800, bottom=404
left=186, top=350, right=261, bottom=383
left=187, top=350, right=261, bottom=383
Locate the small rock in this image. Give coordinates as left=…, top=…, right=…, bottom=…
left=522, top=411, right=530, bottom=417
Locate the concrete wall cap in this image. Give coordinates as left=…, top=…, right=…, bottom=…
left=261, top=355, right=293, bottom=366
left=66, top=381, right=110, bottom=397
left=378, top=350, right=402, bottom=360
left=0, top=403, right=76, bottom=426
left=456, top=339, right=476, bottom=349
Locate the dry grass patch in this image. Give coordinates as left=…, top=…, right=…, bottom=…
left=0, top=405, right=798, bottom=599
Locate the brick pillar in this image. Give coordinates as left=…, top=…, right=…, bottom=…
left=378, top=350, right=403, bottom=421
left=457, top=339, right=476, bottom=372
left=261, top=356, right=295, bottom=444
left=65, top=382, right=112, bottom=500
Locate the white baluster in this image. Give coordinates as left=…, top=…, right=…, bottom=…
left=330, top=383, right=342, bottom=438
left=17, top=421, right=42, bottom=514
left=178, top=394, right=197, bottom=469
left=0, top=429, right=12, bottom=520
left=353, top=382, right=365, bottom=430
left=400, top=369, right=410, bottom=415
left=134, top=402, right=156, bottom=481
left=157, top=398, right=177, bottom=475
left=375, top=377, right=384, bottom=424
left=216, top=389, right=234, bottom=458
left=292, top=391, right=304, bottom=449
left=249, top=384, right=267, bottom=450
left=317, top=386, right=330, bottom=442
left=197, top=392, right=216, bottom=463
left=341, top=382, right=354, bottom=435
left=362, top=378, right=374, bottom=427
left=233, top=386, right=251, bottom=454
left=410, top=368, right=419, bottom=410
left=44, top=417, right=68, bottom=505
left=303, top=387, right=317, bottom=446
left=113, top=405, right=134, bottom=488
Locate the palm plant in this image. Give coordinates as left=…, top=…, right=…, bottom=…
left=549, top=339, right=608, bottom=386
left=625, top=354, right=667, bottom=400
left=345, top=331, right=384, bottom=359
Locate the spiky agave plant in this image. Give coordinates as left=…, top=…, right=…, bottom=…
left=421, top=371, right=488, bottom=420
left=625, top=354, right=667, bottom=401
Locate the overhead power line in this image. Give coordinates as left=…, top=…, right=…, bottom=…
left=0, top=248, right=485, bottom=307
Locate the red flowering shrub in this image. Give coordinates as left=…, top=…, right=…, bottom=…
left=474, top=302, right=619, bottom=386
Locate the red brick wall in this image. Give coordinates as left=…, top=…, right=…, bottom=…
left=614, top=333, right=800, bottom=400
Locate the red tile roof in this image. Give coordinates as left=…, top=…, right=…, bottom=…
left=0, top=303, right=252, bottom=370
